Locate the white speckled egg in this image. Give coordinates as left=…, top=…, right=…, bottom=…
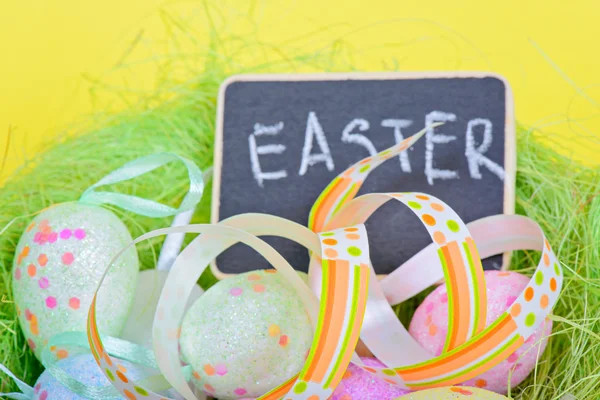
left=32, top=353, right=152, bottom=400
left=396, top=386, right=509, bottom=399
left=179, top=270, right=313, bottom=400
left=12, top=202, right=139, bottom=360
left=408, top=270, right=552, bottom=394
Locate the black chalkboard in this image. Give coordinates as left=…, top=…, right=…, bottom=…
left=212, top=73, right=515, bottom=276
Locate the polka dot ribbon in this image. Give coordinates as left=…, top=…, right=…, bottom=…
left=86, top=124, right=563, bottom=399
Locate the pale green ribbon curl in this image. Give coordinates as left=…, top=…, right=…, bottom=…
left=79, top=152, right=205, bottom=218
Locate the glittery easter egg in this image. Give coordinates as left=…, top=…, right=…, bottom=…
left=32, top=353, right=150, bottom=400
left=409, top=270, right=552, bottom=394
left=12, top=202, right=139, bottom=360
left=180, top=270, right=313, bottom=400
left=396, top=386, right=509, bottom=399
left=331, top=357, right=410, bottom=400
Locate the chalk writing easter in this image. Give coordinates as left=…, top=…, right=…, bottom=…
left=249, top=111, right=505, bottom=187
left=215, top=75, right=514, bottom=275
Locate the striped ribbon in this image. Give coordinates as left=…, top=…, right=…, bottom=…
left=83, top=125, right=562, bottom=400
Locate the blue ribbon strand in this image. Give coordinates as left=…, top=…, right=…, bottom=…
left=79, top=153, right=205, bottom=218
left=0, top=363, right=34, bottom=399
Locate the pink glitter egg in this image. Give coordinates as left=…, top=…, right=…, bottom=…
left=408, top=270, right=552, bottom=394
left=331, top=357, right=410, bottom=400
left=236, top=357, right=409, bottom=400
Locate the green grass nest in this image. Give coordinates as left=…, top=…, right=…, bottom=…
left=1, top=30, right=600, bottom=400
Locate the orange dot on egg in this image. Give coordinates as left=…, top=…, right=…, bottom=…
left=268, top=324, right=281, bottom=337
left=204, top=384, right=215, bottom=392
left=475, top=379, right=487, bottom=388
left=346, top=233, right=360, bottom=240
left=416, top=195, right=430, bottom=200
left=122, top=389, right=136, bottom=400
left=550, top=278, right=557, bottom=292
left=279, top=335, right=290, bottom=347
left=56, top=349, right=69, bottom=359
left=344, top=227, right=359, bottom=232
left=22, top=246, right=30, bottom=257
left=117, top=364, right=128, bottom=374
left=204, top=365, right=215, bottom=376
left=38, top=254, right=48, bottom=267
left=322, top=238, right=338, bottom=246
left=247, top=273, right=261, bottom=281
left=253, top=284, right=266, bottom=293
left=27, top=264, right=36, bottom=277
left=428, top=324, right=438, bottom=336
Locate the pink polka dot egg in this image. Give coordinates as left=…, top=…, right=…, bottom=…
left=12, top=202, right=139, bottom=360
left=179, top=269, right=313, bottom=400
left=331, top=357, right=410, bottom=400
left=397, top=386, right=509, bottom=399
left=409, top=270, right=552, bottom=394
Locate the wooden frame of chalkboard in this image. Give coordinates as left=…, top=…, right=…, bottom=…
left=211, top=72, right=516, bottom=280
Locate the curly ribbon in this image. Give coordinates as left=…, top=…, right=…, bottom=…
left=84, top=125, right=563, bottom=400
left=79, top=153, right=204, bottom=218
left=0, top=363, right=34, bottom=400
left=156, top=167, right=213, bottom=271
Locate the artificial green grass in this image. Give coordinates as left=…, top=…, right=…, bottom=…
left=1, top=28, right=599, bottom=400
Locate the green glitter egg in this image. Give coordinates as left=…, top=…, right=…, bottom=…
left=11, top=202, right=139, bottom=360
left=180, top=270, right=313, bottom=400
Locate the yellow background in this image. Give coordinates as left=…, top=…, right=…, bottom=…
left=1, top=0, right=600, bottom=183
